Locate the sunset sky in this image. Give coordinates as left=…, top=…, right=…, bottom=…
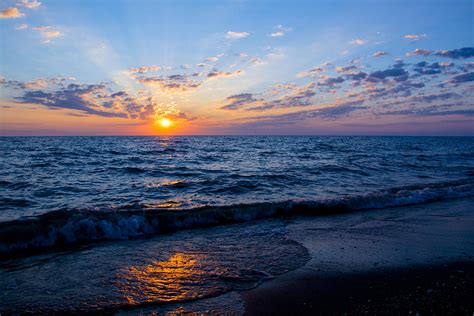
left=1, top=0, right=473, bottom=135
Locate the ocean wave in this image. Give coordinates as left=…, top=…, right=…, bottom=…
left=1, top=178, right=474, bottom=255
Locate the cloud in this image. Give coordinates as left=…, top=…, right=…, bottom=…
left=406, top=48, right=432, bottom=57
left=335, top=65, right=358, bottom=73
left=448, top=72, right=474, bottom=84
left=411, top=92, right=461, bottom=103
left=373, top=51, right=389, bottom=58
left=268, top=25, right=292, bottom=38
left=207, top=70, right=243, bottom=79
left=346, top=72, right=368, bottom=81
left=205, top=56, right=219, bottom=62
left=221, top=93, right=259, bottom=110
left=250, top=57, right=266, bottom=66
left=247, top=83, right=316, bottom=111
left=367, top=68, right=408, bottom=82
left=382, top=103, right=473, bottom=117
left=135, top=68, right=244, bottom=92
left=269, top=31, right=284, bottom=37
left=17, top=0, right=41, bottom=9
left=246, top=99, right=366, bottom=124
left=403, top=34, right=427, bottom=41
left=128, top=66, right=161, bottom=74
left=167, top=111, right=197, bottom=122
left=349, top=38, right=367, bottom=45
left=23, top=79, right=48, bottom=90
left=412, top=61, right=443, bottom=75
left=226, top=31, right=250, bottom=39
left=32, top=26, right=62, bottom=41
left=16, top=23, right=28, bottom=30
left=137, top=76, right=202, bottom=92
left=434, top=47, right=474, bottom=59
left=297, top=64, right=332, bottom=78
left=0, top=7, right=25, bottom=18
left=317, top=76, right=345, bottom=87
left=367, top=80, right=426, bottom=100
left=14, top=84, right=130, bottom=118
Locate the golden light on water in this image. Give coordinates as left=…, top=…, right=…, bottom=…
left=118, top=253, right=208, bottom=304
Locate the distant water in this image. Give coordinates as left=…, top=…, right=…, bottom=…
left=1, top=136, right=474, bottom=253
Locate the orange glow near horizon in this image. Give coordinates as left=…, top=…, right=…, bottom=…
left=158, top=118, right=172, bottom=128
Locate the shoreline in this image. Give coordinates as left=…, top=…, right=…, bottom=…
left=242, top=260, right=474, bottom=314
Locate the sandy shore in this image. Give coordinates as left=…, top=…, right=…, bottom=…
left=243, top=198, right=474, bottom=314
left=243, top=261, right=474, bottom=314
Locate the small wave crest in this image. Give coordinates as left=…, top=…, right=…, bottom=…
left=1, top=179, right=474, bottom=255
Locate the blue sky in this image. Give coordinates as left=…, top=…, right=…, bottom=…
left=1, top=0, right=473, bottom=135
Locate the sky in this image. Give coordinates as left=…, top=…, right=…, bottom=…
left=0, top=0, right=473, bottom=136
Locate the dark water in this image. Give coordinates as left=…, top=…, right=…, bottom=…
left=1, top=136, right=474, bottom=313
left=1, top=136, right=474, bottom=253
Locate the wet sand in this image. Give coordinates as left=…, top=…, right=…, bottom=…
left=243, top=198, right=474, bottom=314
left=243, top=261, right=474, bottom=314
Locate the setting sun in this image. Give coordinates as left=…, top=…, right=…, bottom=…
left=159, top=118, right=172, bottom=128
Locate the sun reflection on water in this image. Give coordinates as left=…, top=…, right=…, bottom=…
left=118, top=253, right=218, bottom=305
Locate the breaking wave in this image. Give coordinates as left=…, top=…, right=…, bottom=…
left=1, top=179, right=474, bottom=255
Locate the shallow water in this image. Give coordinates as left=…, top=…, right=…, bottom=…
left=0, top=220, right=308, bottom=313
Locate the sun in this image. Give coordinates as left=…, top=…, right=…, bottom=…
left=159, top=118, right=172, bottom=128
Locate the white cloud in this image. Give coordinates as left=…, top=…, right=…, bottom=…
left=406, top=48, right=432, bottom=57
left=205, top=56, right=219, bottom=62
left=226, top=31, right=250, bottom=39
left=373, top=51, right=389, bottom=58
left=16, top=23, right=28, bottom=30
left=269, top=31, right=284, bottom=37
left=349, top=38, right=367, bottom=45
left=403, top=34, right=427, bottom=41
left=17, top=0, right=41, bottom=9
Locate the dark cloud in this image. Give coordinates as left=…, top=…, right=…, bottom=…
left=15, top=84, right=128, bottom=118
left=369, top=80, right=425, bottom=99
left=318, top=76, right=345, bottom=87
left=346, top=72, right=367, bottom=81
left=248, top=86, right=316, bottom=111
left=411, top=92, right=460, bottom=103
left=448, top=72, right=474, bottom=84
left=221, top=93, right=259, bottom=110
left=382, top=103, right=474, bottom=117
left=247, top=99, right=366, bottom=123
left=393, top=60, right=409, bottom=69
left=367, top=68, right=409, bottom=82
left=12, top=83, right=162, bottom=119
left=413, top=62, right=442, bottom=75
left=435, top=47, right=474, bottom=59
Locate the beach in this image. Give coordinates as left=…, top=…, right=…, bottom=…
left=243, top=197, right=474, bottom=314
